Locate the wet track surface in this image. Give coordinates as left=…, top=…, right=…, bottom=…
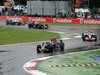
left=0, top=22, right=100, bottom=75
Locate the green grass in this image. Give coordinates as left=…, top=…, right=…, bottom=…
left=44, top=23, right=100, bottom=28
left=0, top=28, right=60, bottom=45
left=36, top=49, right=100, bottom=75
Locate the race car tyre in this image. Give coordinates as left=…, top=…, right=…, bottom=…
left=22, top=22, right=26, bottom=25
left=37, top=25, right=40, bottom=29
left=6, top=23, right=9, bottom=25
left=28, top=24, right=32, bottom=29
left=82, top=33, right=84, bottom=37
left=45, top=24, right=49, bottom=29
left=60, top=46, right=64, bottom=51
left=49, top=46, right=54, bottom=53
left=82, top=36, right=86, bottom=41
left=41, top=25, right=44, bottom=29
left=82, top=36, right=85, bottom=41
left=60, top=43, right=64, bottom=51
left=17, top=23, right=21, bottom=25
left=38, top=25, right=43, bottom=29
left=82, top=33, right=85, bottom=41
left=35, top=24, right=38, bottom=28
left=37, top=45, right=41, bottom=53
left=94, top=35, right=97, bottom=41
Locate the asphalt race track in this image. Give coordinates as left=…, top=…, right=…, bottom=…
left=0, top=22, right=100, bottom=75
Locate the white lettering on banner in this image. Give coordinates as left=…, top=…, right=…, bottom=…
left=29, top=17, right=32, bottom=21
left=53, top=18, right=56, bottom=23
left=80, top=19, right=84, bottom=24
left=53, top=18, right=72, bottom=23
left=6, top=17, right=9, bottom=19
left=29, top=18, right=46, bottom=22
left=80, top=19, right=100, bottom=24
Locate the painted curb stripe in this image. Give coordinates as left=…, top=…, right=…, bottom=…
left=48, top=63, right=100, bottom=67
left=31, top=59, right=44, bottom=63
left=23, top=56, right=52, bottom=75
left=75, top=35, right=82, bottom=38
left=25, top=63, right=37, bottom=67
left=25, top=67, right=37, bottom=70
left=61, top=35, right=81, bottom=40
left=68, top=37, right=77, bottom=39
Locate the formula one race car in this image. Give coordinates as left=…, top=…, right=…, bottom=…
left=37, top=39, right=65, bottom=53
left=28, top=22, right=49, bottom=29
left=82, top=30, right=97, bottom=42
left=6, top=18, right=26, bottom=25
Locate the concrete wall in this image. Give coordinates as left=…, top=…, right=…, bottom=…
left=27, top=1, right=72, bottom=16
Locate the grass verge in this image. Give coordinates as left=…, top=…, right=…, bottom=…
left=36, top=49, right=100, bottom=75
left=44, top=23, right=100, bottom=28
left=0, top=28, right=60, bottom=45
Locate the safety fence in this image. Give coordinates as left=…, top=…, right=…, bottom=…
left=0, top=16, right=100, bottom=25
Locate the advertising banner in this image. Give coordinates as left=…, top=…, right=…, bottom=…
left=0, top=16, right=100, bottom=25
left=80, top=19, right=100, bottom=25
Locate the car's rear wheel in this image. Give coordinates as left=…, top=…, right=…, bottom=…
left=45, top=24, right=49, bottom=29
left=60, top=43, right=64, bottom=51
left=49, top=46, right=54, bottom=53
left=37, top=45, right=41, bottom=53
left=17, top=23, right=21, bottom=26
left=28, top=24, right=32, bottom=29
left=6, top=23, right=9, bottom=25
left=40, top=25, right=44, bottom=29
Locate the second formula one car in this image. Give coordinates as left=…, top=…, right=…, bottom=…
left=82, top=30, right=97, bottom=42
left=6, top=18, right=26, bottom=25
left=37, top=39, right=65, bottom=53
left=28, top=22, right=49, bottom=29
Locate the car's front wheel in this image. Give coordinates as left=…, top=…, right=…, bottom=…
left=93, top=35, right=97, bottom=42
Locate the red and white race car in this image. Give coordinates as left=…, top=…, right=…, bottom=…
left=36, top=38, right=65, bottom=53
left=82, top=30, right=97, bottom=42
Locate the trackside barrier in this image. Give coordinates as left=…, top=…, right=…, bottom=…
left=0, top=16, right=100, bottom=25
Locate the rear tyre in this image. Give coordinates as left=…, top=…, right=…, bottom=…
left=60, top=40, right=64, bottom=51
left=41, top=25, right=44, bottom=29
left=6, top=23, right=9, bottom=25
left=37, top=45, right=41, bottom=53
left=17, top=23, right=21, bottom=26
left=49, top=46, right=54, bottom=53
left=28, top=24, right=32, bottom=29
left=45, top=24, right=49, bottom=29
